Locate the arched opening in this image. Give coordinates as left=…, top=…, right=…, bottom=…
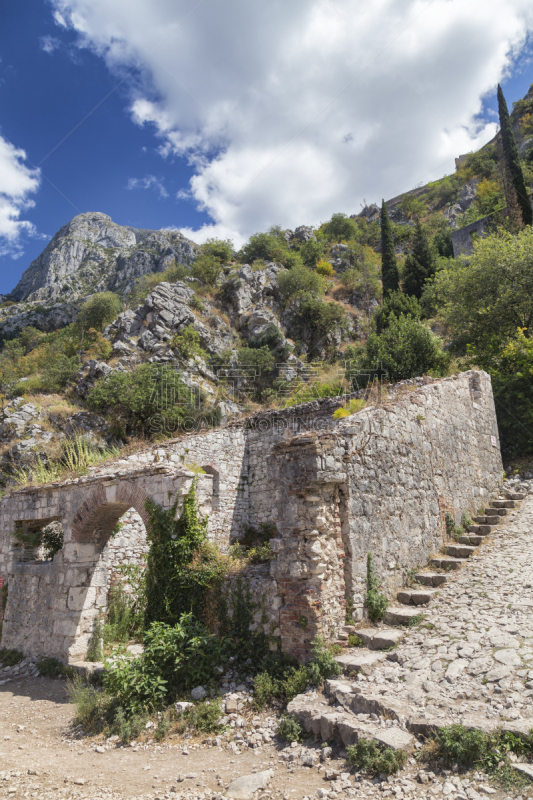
left=71, top=501, right=149, bottom=661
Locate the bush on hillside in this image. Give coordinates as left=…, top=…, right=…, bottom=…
left=364, top=314, right=449, bottom=382
left=373, top=291, right=421, bottom=334
left=321, top=212, right=359, bottom=242
left=277, top=265, right=325, bottom=302
left=200, top=237, right=234, bottom=262
left=287, top=293, right=347, bottom=360
left=87, top=362, right=211, bottom=436
left=77, top=292, right=122, bottom=331
left=191, top=254, right=223, bottom=286
left=433, top=228, right=533, bottom=365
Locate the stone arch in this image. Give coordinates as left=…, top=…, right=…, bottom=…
left=71, top=483, right=151, bottom=544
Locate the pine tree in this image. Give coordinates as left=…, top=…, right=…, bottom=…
left=380, top=200, right=399, bottom=298
left=497, top=84, right=532, bottom=226
left=402, top=220, right=435, bottom=299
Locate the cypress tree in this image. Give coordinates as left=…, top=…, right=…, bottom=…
left=380, top=200, right=399, bottom=298
left=402, top=220, right=435, bottom=299
left=497, top=84, right=532, bottom=226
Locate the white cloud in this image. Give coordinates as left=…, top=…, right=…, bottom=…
left=127, top=174, right=168, bottom=199
left=0, top=135, right=41, bottom=259
left=40, top=35, right=61, bottom=54
left=50, top=0, right=533, bottom=242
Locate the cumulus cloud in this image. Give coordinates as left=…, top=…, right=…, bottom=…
left=0, top=135, right=41, bottom=259
left=127, top=174, right=168, bottom=199
left=49, top=0, right=533, bottom=242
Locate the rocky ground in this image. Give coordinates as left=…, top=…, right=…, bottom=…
left=2, top=481, right=533, bottom=800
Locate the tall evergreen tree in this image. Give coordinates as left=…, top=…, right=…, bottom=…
left=380, top=200, right=399, bottom=298
left=403, top=220, right=436, bottom=299
left=497, top=84, right=532, bottom=226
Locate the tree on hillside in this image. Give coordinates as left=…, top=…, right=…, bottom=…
left=432, top=226, right=533, bottom=363
left=497, top=84, right=532, bottom=226
left=402, top=220, right=436, bottom=299
left=77, top=292, right=122, bottom=332
left=380, top=201, right=399, bottom=298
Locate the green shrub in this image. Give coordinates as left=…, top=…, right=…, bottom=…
left=277, top=715, right=304, bottom=743
left=306, top=636, right=342, bottom=684
left=365, top=314, right=449, bottom=382
left=239, top=229, right=299, bottom=267
left=67, top=675, right=112, bottom=733
left=346, top=738, right=407, bottom=775
left=0, top=648, right=23, bottom=667
left=282, top=666, right=310, bottom=702
left=38, top=657, right=69, bottom=679
left=237, top=346, right=276, bottom=398
left=191, top=254, right=223, bottom=286
left=86, top=620, right=103, bottom=662
left=253, top=672, right=279, bottom=709
left=365, top=553, right=389, bottom=623
left=373, top=291, right=421, bottom=335
left=42, top=524, right=64, bottom=560
left=200, top=238, right=234, bottom=263
left=144, top=483, right=221, bottom=626
left=425, top=724, right=533, bottom=776
left=40, top=353, right=78, bottom=392
left=103, top=614, right=230, bottom=713
left=171, top=325, right=206, bottom=361
left=321, top=212, right=359, bottom=242
left=110, top=706, right=147, bottom=744
left=185, top=699, right=223, bottom=734
left=277, top=265, right=325, bottom=302
left=348, top=633, right=363, bottom=647
left=78, top=292, right=122, bottom=332
left=104, top=575, right=145, bottom=646
left=287, top=293, right=347, bottom=360
left=87, top=362, right=210, bottom=435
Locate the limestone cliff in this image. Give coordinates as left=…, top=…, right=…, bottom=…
left=9, top=211, right=199, bottom=303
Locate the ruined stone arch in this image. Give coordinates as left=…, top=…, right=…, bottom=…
left=71, top=483, right=151, bottom=545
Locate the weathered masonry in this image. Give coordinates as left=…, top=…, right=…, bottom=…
left=0, top=370, right=503, bottom=661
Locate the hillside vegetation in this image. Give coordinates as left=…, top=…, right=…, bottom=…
left=1, top=84, right=533, bottom=486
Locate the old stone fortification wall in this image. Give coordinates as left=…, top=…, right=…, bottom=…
left=0, top=370, right=502, bottom=661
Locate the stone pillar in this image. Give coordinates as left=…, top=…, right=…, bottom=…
left=269, top=434, right=347, bottom=660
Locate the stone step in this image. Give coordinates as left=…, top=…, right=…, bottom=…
left=485, top=507, right=507, bottom=516
left=287, top=688, right=415, bottom=751
left=458, top=535, right=483, bottom=546
left=473, top=515, right=500, bottom=525
left=444, top=544, right=477, bottom=558
left=384, top=606, right=425, bottom=625
left=466, top=525, right=491, bottom=536
left=505, top=491, right=526, bottom=500
left=396, top=588, right=436, bottom=606
left=287, top=685, right=530, bottom=752
left=414, top=572, right=448, bottom=587
left=429, top=556, right=467, bottom=571
left=353, top=628, right=404, bottom=650
left=492, top=499, right=516, bottom=509
left=334, top=650, right=387, bottom=676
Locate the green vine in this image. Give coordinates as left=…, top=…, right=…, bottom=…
left=364, top=552, right=389, bottom=623
left=144, top=481, right=225, bottom=628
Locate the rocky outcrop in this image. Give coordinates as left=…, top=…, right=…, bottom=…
left=9, top=212, right=199, bottom=304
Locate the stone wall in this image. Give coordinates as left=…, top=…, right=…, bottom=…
left=0, top=370, right=502, bottom=661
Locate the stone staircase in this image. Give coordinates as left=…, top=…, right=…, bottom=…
left=287, top=490, right=527, bottom=752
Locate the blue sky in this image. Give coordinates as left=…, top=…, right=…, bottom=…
left=1, top=0, right=533, bottom=296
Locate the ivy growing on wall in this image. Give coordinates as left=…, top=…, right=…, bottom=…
left=144, top=481, right=227, bottom=627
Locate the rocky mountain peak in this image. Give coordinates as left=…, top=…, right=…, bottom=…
left=9, top=212, right=199, bottom=304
